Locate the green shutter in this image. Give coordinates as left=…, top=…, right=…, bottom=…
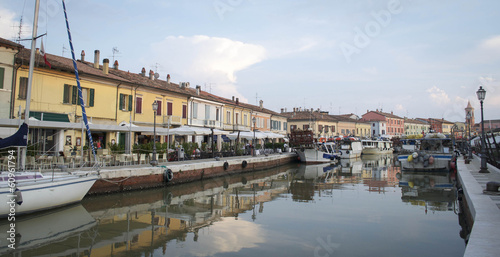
left=72, top=86, right=77, bottom=104
left=119, top=93, right=124, bottom=110
left=63, top=84, right=69, bottom=103
left=128, top=95, right=132, bottom=111
left=0, top=68, right=5, bottom=89
left=89, top=88, right=95, bottom=107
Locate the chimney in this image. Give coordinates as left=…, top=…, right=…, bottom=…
left=81, top=50, right=85, bottom=62
left=141, top=67, right=146, bottom=76
left=232, top=96, right=235, bottom=101
left=196, top=85, right=201, bottom=95
left=103, top=58, right=109, bottom=75
left=113, top=60, right=119, bottom=70
left=167, top=74, right=171, bottom=84
left=259, top=100, right=263, bottom=108
left=94, top=50, right=100, bottom=69
left=149, top=70, right=154, bottom=80
left=281, top=108, right=284, bottom=113
left=236, top=98, right=239, bottom=104
left=391, top=111, right=393, bottom=115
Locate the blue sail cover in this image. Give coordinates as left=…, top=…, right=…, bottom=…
left=0, top=123, right=28, bottom=149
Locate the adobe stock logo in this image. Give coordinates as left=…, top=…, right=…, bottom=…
left=213, top=0, right=246, bottom=21
left=340, top=0, right=404, bottom=63
left=314, top=235, right=340, bottom=257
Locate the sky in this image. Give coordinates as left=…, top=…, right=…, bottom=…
left=1, top=0, right=499, bottom=122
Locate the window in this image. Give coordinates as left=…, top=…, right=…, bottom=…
left=332, top=126, right=335, bottom=132
left=236, top=113, right=239, bottom=125
left=226, top=111, right=231, bottom=124
left=182, top=104, right=187, bottom=118
left=303, top=124, right=309, bottom=130
left=19, top=77, right=28, bottom=99
left=243, top=114, right=247, bottom=126
left=290, top=124, right=297, bottom=131
left=156, top=100, right=162, bottom=116
left=119, top=93, right=132, bottom=111
left=167, top=102, right=173, bottom=116
left=216, top=109, right=220, bottom=121
left=0, top=67, right=4, bottom=89
left=318, top=125, right=323, bottom=132
left=284, top=122, right=287, bottom=130
left=135, top=96, right=142, bottom=114
left=63, top=84, right=94, bottom=106
left=205, top=105, right=211, bottom=120
left=193, top=103, right=198, bottom=119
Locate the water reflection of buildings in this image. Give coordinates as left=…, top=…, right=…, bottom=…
left=10, top=158, right=412, bottom=256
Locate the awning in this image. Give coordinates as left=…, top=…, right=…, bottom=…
left=30, top=111, right=70, bottom=123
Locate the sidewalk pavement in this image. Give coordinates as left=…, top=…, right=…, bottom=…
left=457, top=154, right=500, bottom=257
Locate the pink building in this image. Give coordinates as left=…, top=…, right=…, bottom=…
left=361, top=110, right=404, bottom=137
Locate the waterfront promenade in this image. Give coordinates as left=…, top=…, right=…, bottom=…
left=89, top=152, right=297, bottom=194
left=457, top=154, right=500, bottom=257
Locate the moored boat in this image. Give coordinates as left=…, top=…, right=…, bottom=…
left=361, top=139, right=394, bottom=155
left=290, top=130, right=340, bottom=164
left=335, top=137, right=363, bottom=159
left=397, top=133, right=456, bottom=172
left=0, top=171, right=97, bottom=218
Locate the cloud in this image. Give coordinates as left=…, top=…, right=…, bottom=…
left=148, top=35, right=266, bottom=102
left=0, top=8, right=25, bottom=40
left=465, top=35, right=500, bottom=64
left=426, top=86, right=450, bottom=105
left=362, top=67, right=378, bottom=75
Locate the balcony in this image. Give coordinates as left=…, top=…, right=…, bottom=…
left=223, top=123, right=251, bottom=131
left=190, top=118, right=223, bottom=129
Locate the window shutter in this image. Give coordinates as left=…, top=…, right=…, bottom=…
left=167, top=102, right=173, bottom=116
left=0, top=67, right=4, bottom=89
left=63, top=84, right=69, bottom=103
left=89, top=88, right=95, bottom=107
left=72, top=86, right=77, bottom=104
left=119, top=93, right=124, bottom=110
left=128, top=95, right=132, bottom=111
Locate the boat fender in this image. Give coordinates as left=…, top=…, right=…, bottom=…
left=223, top=161, right=229, bottom=170
left=408, top=155, right=413, bottom=162
left=423, top=160, right=429, bottom=167
left=242, top=160, right=248, bottom=168
left=14, top=188, right=23, bottom=205
left=428, top=156, right=434, bottom=165
left=346, top=150, right=350, bottom=154
left=163, top=168, right=174, bottom=182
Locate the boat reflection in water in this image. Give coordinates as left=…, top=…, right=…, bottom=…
left=0, top=204, right=97, bottom=256
left=397, top=170, right=457, bottom=213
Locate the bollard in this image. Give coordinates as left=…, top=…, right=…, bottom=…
left=485, top=181, right=500, bottom=192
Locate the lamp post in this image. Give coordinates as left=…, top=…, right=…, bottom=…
left=252, top=117, right=256, bottom=157
left=466, top=112, right=472, bottom=160
left=476, top=86, right=488, bottom=173
left=151, top=100, right=158, bottom=166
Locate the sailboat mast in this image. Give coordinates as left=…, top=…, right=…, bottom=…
left=24, top=0, right=39, bottom=124
left=20, top=0, right=40, bottom=171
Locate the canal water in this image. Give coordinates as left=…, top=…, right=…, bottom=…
left=1, top=155, right=466, bottom=257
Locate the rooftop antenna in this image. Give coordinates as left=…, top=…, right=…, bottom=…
left=112, top=47, right=121, bottom=63
left=255, top=93, right=261, bottom=105
left=62, top=44, right=68, bottom=57
left=14, top=16, right=24, bottom=44
left=204, top=83, right=214, bottom=93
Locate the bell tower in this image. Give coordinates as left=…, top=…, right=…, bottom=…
left=465, top=100, right=475, bottom=127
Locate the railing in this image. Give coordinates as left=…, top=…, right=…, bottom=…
left=223, top=124, right=251, bottom=131
left=190, top=118, right=223, bottom=129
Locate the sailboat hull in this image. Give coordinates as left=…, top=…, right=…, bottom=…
left=0, top=174, right=97, bottom=218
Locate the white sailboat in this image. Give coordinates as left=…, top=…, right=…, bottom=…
left=0, top=0, right=98, bottom=218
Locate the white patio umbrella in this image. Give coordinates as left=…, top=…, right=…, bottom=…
left=227, top=131, right=268, bottom=140
left=157, top=125, right=212, bottom=136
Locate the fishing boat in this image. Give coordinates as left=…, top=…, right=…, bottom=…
left=397, top=133, right=456, bottom=172
left=361, top=139, right=394, bottom=155
left=335, top=136, right=363, bottom=159
left=0, top=0, right=98, bottom=218
left=289, top=130, right=339, bottom=164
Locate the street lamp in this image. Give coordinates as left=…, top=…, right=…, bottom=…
left=466, top=112, right=472, bottom=160
left=252, top=117, right=256, bottom=157
left=476, top=86, right=488, bottom=173
left=151, top=100, right=158, bottom=166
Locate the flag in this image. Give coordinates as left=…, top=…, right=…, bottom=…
left=40, top=41, right=52, bottom=68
